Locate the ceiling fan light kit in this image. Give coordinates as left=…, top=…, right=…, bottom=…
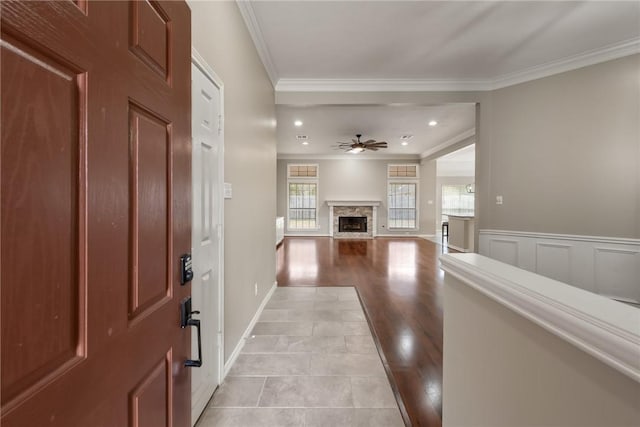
left=336, top=133, right=388, bottom=154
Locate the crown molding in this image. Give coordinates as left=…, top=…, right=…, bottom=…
left=276, top=78, right=492, bottom=92
left=420, top=129, right=475, bottom=159
left=490, top=37, right=640, bottom=90
left=277, top=153, right=420, bottom=161
left=236, top=0, right=279, bottom=86
left=274, top=38, right=640, bottom=93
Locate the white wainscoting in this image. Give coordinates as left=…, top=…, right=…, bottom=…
left=479, top=230, right=640, bottom=303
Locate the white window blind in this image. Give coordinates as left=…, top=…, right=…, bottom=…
left=441, top=184, right=475, bottom=223
left=388, top=183, right=417, bottom=229
left=388, top=164, right=417, bottom=178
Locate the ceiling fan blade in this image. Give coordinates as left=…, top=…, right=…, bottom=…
left=366, top=147, right=379, bottom=151
left=366, top=143, right=388, bottom=147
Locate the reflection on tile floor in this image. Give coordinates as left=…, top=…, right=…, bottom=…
left=196, top=287, right=405, bottom=427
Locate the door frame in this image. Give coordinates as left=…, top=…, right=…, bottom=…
left=191, top=47, right=225, bottom=386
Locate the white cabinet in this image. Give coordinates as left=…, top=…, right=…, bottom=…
left=276, top=217, right=284, bottom=246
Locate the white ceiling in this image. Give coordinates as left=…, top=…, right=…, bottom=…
left=276, top=103, right=475, bottom=157
left=242, top=1, right=640, bottom=88
left=437, top=144, right=475, bottom=176
left=242, top=1, right=639, bottom=157
left=440, top=143, right=475, bottom=162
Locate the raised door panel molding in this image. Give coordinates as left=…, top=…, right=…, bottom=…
left=480, top=230, right=640, bottom=303
left=535, top=243, right=572, bottom=284
left=488, top=239, right=519, bottom=267
left=1, top=36, right=88, bottom=409
left=594, top=248, right=640, bottom=303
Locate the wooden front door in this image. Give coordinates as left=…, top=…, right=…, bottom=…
left=1, top=1, right=192, bottom=426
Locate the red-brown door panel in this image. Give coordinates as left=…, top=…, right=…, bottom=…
left=1, top=1, right=191, bottom=426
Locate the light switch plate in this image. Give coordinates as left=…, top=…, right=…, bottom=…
left=224, top=183, right=232, bottom=199
left=496, top=195, right=503, bottom=205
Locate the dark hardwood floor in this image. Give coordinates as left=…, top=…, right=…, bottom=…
left=276, top=236, right=453, bottom=427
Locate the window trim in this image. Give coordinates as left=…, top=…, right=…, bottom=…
left=387, top=179, right=419, bottom=231
left=286, top=163, right=320, bottom=231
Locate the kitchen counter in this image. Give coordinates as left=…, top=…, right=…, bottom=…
left=446, top=215, right=475, bottom=252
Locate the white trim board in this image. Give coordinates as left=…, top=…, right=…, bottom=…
left=277, top=153, right=421, bottom=161
left=479, top=230, right=640, bottom=303
left=284, top=233, right=331, bottom=237
left=235, top=0, right=278, bottom=86
left=420, top=129, right=475, bottom=160
left=223, top=281, right=277, bottom=379
left=440, top=253, right=640, bottom=383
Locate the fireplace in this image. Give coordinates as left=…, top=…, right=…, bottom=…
left=339, top=216, right=367, bottom=233
left=326, top=200, right=381, bottom=239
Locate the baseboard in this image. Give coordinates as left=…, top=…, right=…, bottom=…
left=222, top=281, right=277, bottom=379
left=284, top=233, right=331, bottom=237
left=377, top=233, right=432, bottom=238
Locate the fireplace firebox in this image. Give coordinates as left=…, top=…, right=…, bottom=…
left=339, top=216, right=367, bottom=233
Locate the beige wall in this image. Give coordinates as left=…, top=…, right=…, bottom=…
left=443, top=274, right=640, bottom=426
left=190, top=1, right=277, bottom=361
left=419, top=159, right=437, bottom=235
left=480, top=54, right=640, bottom=238
left=277, top=158, right=436, bottom=235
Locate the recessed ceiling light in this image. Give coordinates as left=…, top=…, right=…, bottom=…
left=401, top=141, right=409, bottom=146
left=302, top=141, right=309, bottom=145
left=294, top=120, right=303, bottom=127
left=428, top=120, right=438, bottom=127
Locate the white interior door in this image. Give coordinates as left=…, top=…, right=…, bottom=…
left=191, top=59, right=223, bottom=425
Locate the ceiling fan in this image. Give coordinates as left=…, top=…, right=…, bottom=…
left=336, top=134, right=388, bottom=154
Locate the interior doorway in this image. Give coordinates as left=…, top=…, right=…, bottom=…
left=436, top=144, right=476, bottom=250
left=190, top=51, right=225, bottom=425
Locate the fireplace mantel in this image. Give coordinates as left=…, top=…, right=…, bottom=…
left=326, top=201, right=381, bottom=238
left=326, top=200, right=381, bottom=207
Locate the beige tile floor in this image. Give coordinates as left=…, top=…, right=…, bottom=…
left=196, top=287, right=405, bottom=427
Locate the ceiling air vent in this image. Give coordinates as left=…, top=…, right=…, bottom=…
left=296, top=135, right=308, bottom=140
left=400, top=135, right=413, bottom=140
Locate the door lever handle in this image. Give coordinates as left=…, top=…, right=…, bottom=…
left=180, top=297, right=203, bottom=368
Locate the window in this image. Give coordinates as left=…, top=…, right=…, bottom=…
left=388, top=182, right=417, bottom=229
left=388, top=164, right=417, bottom=178
left=441, top=184, right=475, bottom=223
left=388, top=164, right=419, bottom=229
left=287, top=164, right=319, bottom=230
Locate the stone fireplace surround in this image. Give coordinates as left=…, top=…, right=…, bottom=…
left=326, top=200, right=381, bottom=239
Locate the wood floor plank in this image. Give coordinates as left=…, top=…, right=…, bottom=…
left=276, top=237, right=454, bottom=427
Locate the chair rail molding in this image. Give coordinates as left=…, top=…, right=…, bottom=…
left=479, top=229, right=640, bottom=303
left=440, top=253, right=640, bottom=383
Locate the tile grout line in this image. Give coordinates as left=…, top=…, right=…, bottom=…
left=254, top=376, right=268, bottom=408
